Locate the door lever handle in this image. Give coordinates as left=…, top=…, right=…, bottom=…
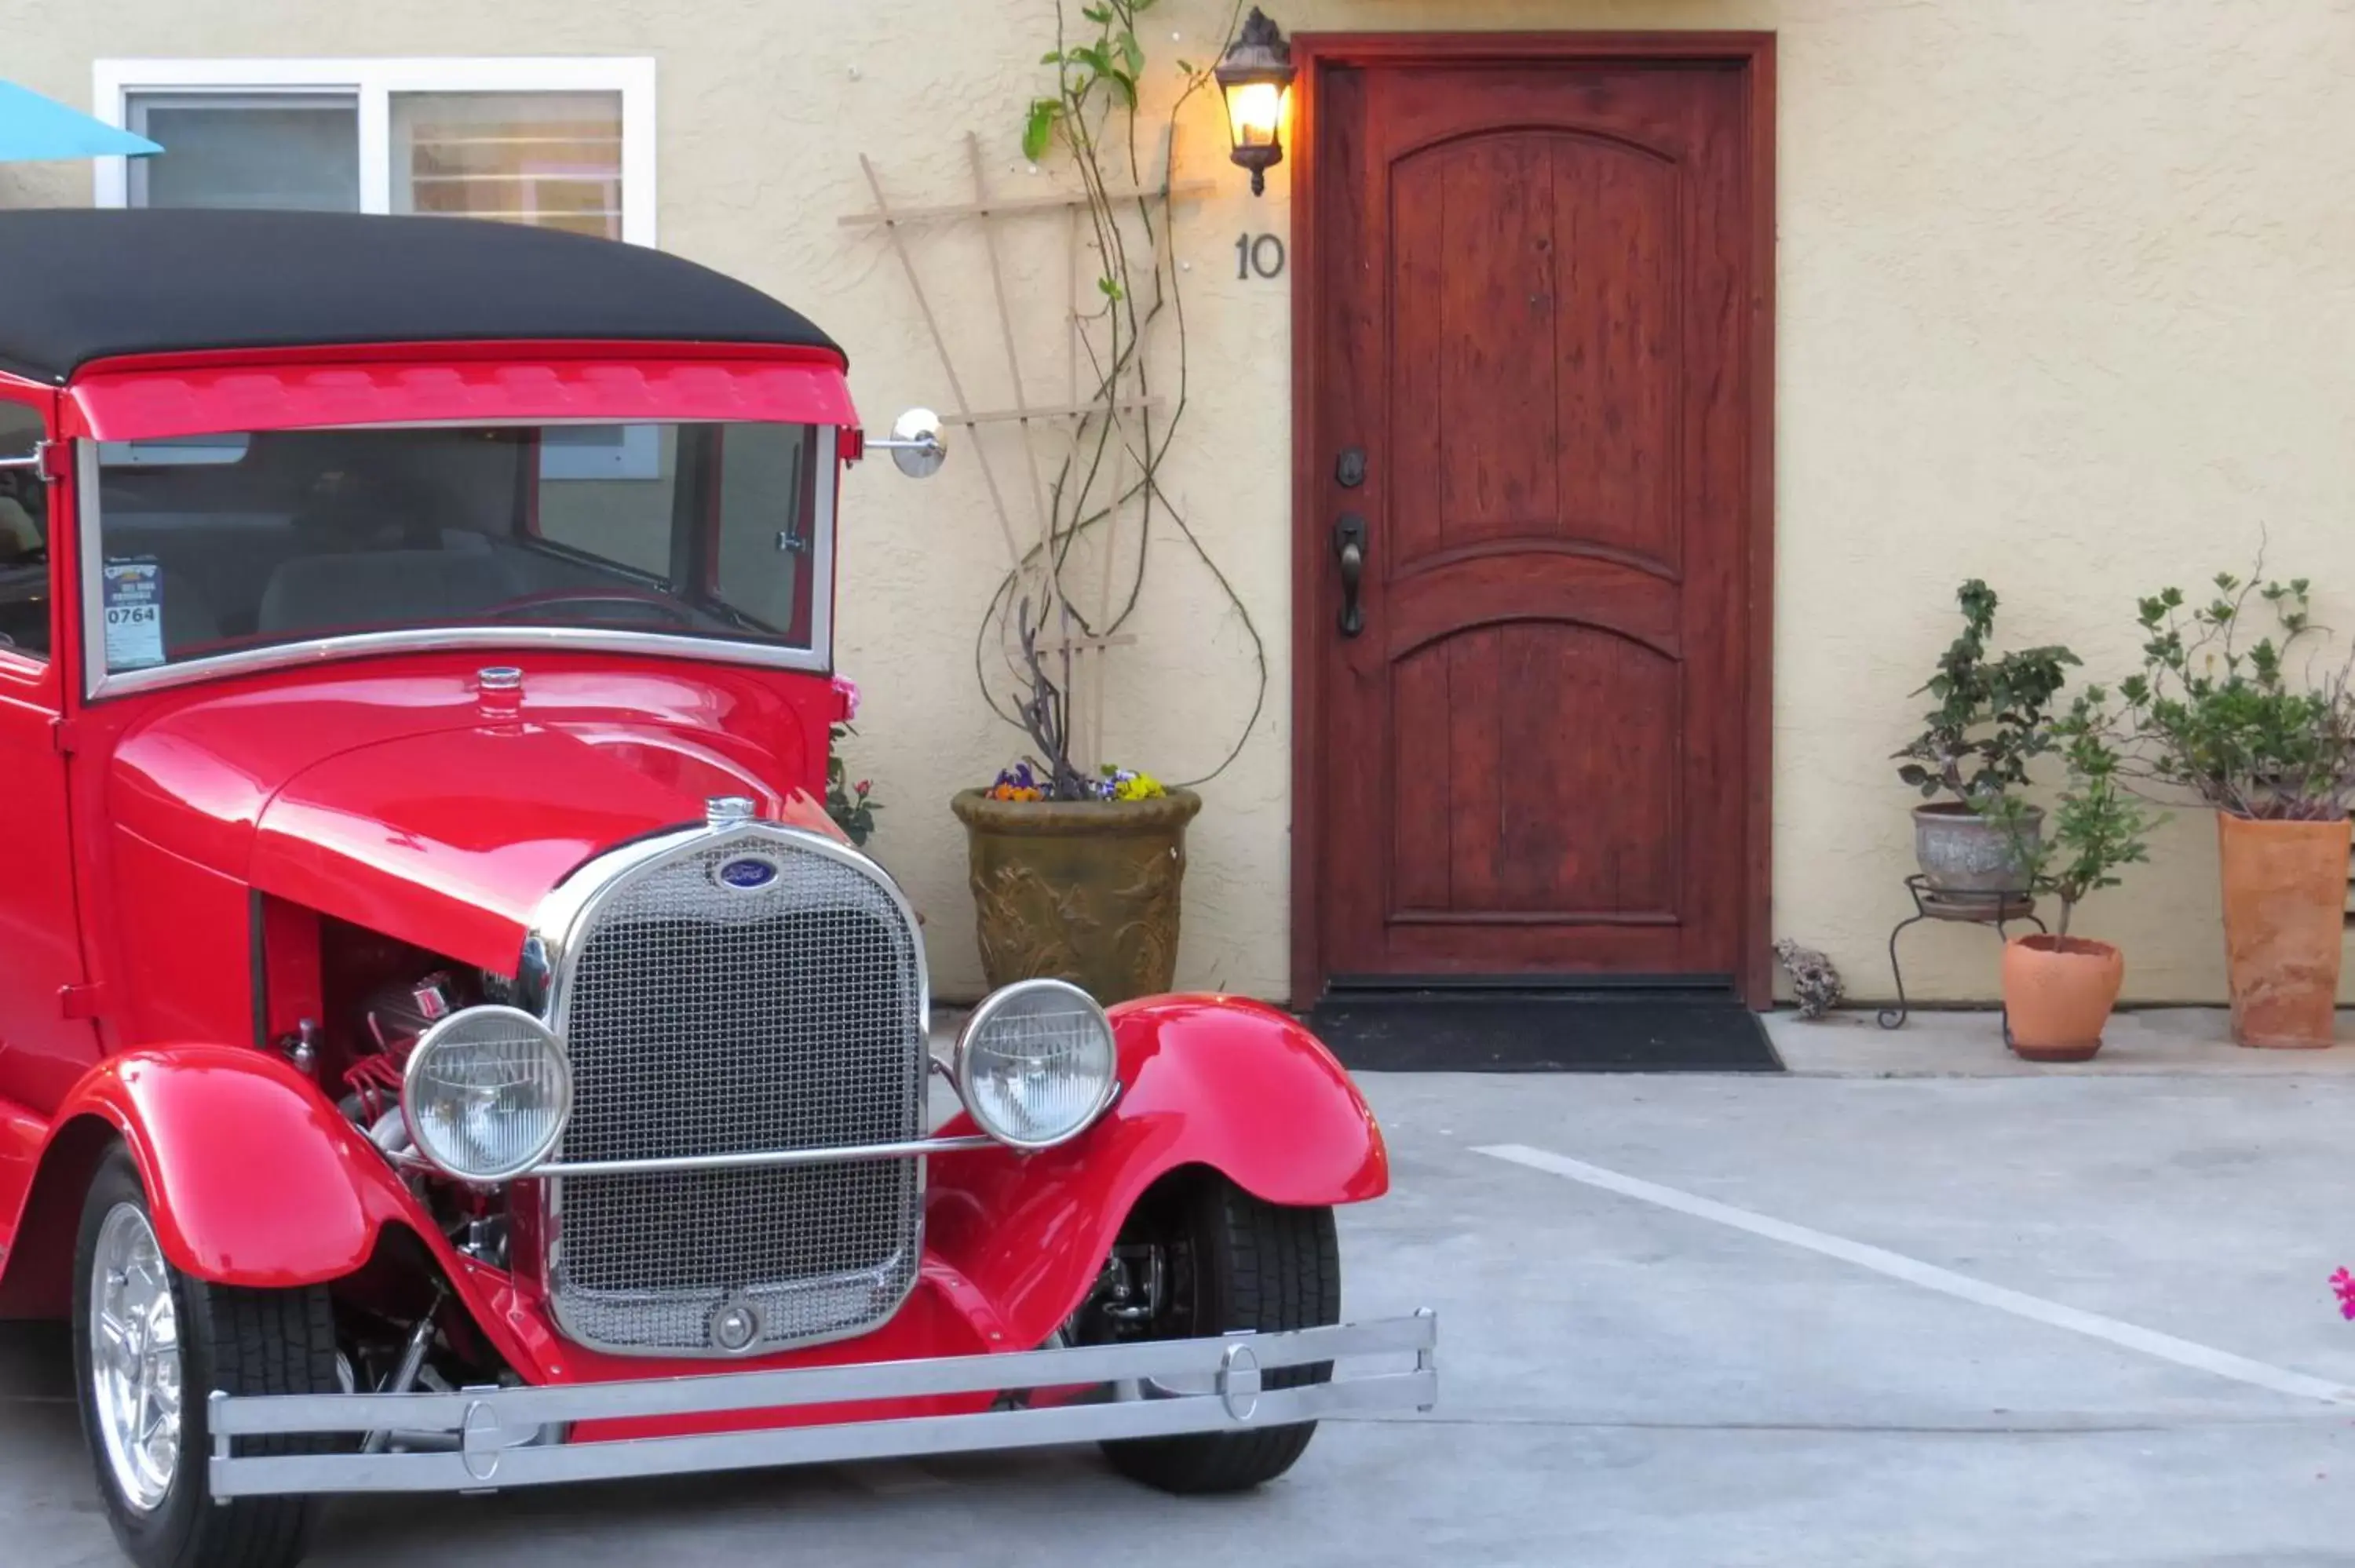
left=1332, top=514, right=1367, bottom=637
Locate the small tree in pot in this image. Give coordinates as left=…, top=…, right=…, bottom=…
left=1985, top=697, right=2160, bottom=1061
left=2105, top=566, right=2355, bottom=1047
left=1895, top=580, right=2079, bottom=893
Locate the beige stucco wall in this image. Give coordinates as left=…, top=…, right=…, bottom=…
left=5, top=2, right=2353, bottom=1007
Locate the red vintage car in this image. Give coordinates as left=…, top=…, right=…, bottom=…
left=0, top=210, right=1433, bottom=1568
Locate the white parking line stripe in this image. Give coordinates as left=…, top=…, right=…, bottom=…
left=1474, top=1142, right=2355, bottom=1408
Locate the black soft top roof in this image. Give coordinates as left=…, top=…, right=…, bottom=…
left=0, top=208, right=842, bottom=383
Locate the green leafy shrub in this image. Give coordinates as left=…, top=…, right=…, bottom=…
left=2112, top=566, right=2355, bottom=821
left=826, top=722, right=879, bottom=846
left=1895, top=579, right=2079, bottom=811
left=1984, top=694, right=2161, bottom=936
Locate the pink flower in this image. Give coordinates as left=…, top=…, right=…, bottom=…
left=855, top=780, right=871, bottom=796
left=831, top=673, right=862, bottom=720
left=2332, top=1267, right=2355, bottom=1321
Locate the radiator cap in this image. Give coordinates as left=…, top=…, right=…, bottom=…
left=706, top=796, right=758, bottom=830
left=476, top=665, right=524, bottom=721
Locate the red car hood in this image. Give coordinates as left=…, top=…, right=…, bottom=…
left=106, top=662, right=823, bottom=972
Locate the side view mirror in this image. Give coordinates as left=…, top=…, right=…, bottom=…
left=868, top=407, right=948, bottom=480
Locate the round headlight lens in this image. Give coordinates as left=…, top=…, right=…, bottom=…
left=402, top=1005, right=571, bottom=1182
left=955, top=979, right=1118, bottom=1150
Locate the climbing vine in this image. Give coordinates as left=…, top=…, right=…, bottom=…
left=975, top=0, right=1266, bottom=800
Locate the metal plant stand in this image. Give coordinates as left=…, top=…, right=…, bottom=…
left=1878, top=875, right=2046, bottom=1030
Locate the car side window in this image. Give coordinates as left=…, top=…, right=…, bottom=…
left=0, top=401, right=49, bottom=659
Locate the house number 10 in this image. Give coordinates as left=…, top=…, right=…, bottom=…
left=1236, top=233, right=1286, bottom=280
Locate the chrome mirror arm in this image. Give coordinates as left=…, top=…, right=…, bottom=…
left=868, top=408, right=948, bottom=479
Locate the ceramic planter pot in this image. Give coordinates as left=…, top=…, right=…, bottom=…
left=949, top=787, right=1202, bottom=1006
left=2217, top=814, right=2350, bottom=1048
left=2002, top=934, right=2124, bottom=1063
left=1911, top=802, right=2041, bottom=893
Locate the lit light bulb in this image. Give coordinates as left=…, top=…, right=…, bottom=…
left=1228, top=81, right=1283, bottom=149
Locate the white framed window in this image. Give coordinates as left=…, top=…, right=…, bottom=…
left=91, top=58, right=655, bottom=246
left=93, top=58, right=660, bottom=478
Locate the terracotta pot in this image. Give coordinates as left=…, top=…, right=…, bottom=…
left=1912, top=802, right=2040, bottom=893
left=2217, top=814, right=2350, bottom=1048
left=2002, top=934, right=2124, bottom=1063
left=949, top=787, right=1202, bottom=1005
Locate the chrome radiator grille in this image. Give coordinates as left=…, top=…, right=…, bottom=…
left=547, top=831, right=926, bottom=1356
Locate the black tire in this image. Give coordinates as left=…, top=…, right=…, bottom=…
left=1100, top=1176, right=1342, bottom=1493
left=71, top=1145, right=340, bottom=1568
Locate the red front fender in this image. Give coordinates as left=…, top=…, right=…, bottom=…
left=26, top=1046, right=416, bottom=1288
left=923, top=995, right=1387, bottom=1351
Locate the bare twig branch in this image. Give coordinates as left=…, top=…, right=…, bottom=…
left=971, top=0, right=1267, bottom=796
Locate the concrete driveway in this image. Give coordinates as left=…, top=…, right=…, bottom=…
left=14, top=1016, right=2355, bottom=1565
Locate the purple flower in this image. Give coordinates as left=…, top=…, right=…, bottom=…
left=992, top=760, right=1042, bottom=793
left=2333, top=1267, right=2355, bottom=1321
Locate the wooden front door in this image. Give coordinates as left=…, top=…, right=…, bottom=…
left=1294, top=37, right=1773, bottom=1001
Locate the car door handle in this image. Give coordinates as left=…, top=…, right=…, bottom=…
left=1333, top=514, right=1367, bottom=638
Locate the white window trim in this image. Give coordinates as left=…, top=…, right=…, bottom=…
left=90, top=57, right=657, bottom=247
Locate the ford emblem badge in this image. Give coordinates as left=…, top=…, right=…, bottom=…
left=715, top=855, right=780, bottom=892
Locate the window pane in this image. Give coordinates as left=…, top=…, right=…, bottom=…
left=0, top=403, right=47, bottom=658
left=712, top=426, right=811, bottom=634
left=89, top=424, right=819, bottom=675
left=538, top=426, right=679, bottom=576
left=391, top=92, right=623, bottom=240
left=129, top=95, right=360, bottom=212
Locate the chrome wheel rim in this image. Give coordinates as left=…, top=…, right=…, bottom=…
left=89, top=1203, right=181, bottom=1512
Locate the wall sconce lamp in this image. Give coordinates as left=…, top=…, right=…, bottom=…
left=1216, top=8, right=1294, bottom=197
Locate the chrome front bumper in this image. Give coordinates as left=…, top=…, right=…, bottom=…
left=207, top=1311, right=1437, bottom=1497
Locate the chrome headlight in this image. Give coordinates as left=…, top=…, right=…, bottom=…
left=402, top=1005, right=571, bottom=1183
left=954, top=979, right=1118, bottom=1150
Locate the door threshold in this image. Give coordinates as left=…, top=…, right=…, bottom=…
left=1322, top=973, right=1740, bottom=997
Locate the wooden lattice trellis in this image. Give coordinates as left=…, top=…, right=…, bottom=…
left=842, top=132, right=1210, bottom=775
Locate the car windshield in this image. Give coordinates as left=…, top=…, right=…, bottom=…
left=85, top=421, right=823, bottom=678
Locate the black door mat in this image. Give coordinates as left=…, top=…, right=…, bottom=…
left=1303, top=988, right=1784, bottom=1074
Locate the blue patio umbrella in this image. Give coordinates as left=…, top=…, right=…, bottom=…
left=0, top=78, right=159, bottom=162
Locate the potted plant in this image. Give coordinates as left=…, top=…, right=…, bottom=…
left=1895, top=580, right=2080, bottom=892
left=1986, top=697, right=2160, bottom=1061
left=947, top=12, right=1260, bottom=1008
left=2109, top=567, right=2355, bottom=1048
left=950, top=621, right=1200, bottom=1005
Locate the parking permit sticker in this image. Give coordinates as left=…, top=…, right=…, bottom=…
left=102, top=561, right=166, bottom=669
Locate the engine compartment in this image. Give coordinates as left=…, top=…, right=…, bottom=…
left=268, top=911, right=537, bottom=1406
left=335, top=961, right=517, bottom=1260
